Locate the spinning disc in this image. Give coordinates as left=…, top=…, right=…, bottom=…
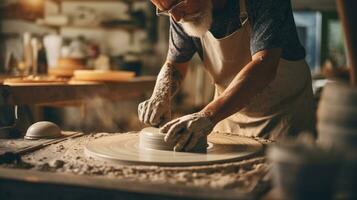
left=85, top=132, right=263, bottom=166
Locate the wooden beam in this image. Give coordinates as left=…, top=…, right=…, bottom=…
left=336, top=0, right=357, bottom=85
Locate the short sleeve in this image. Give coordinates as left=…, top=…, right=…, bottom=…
left=247, top=0, right=289, bottom=55
left=167, top=18, right=197, bottom=63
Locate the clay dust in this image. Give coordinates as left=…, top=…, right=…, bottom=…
left=3, top=132, right=269, bottom=191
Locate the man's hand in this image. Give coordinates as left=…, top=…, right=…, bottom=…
left=160, top=112, right=214, bottom=152
left=138, top=97, right=171, bottom=126
left=138, top=62, right=187, bottom=127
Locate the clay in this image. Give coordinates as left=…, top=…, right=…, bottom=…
left=25, top=121, right=62, bottom=140
left=139, top=127, right=207, bottom=152
left=49, top=159, right=65, bottom=168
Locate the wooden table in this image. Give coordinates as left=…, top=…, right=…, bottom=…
left=0, top=76, right=156, bottom=106
left=0, top=167, right=261, bottom=200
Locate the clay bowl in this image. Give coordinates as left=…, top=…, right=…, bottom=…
left=318, top=101, right=357, bottom=127
left=268, top=143, right=340, bottom=200
left=317, top=82, right=357, bottom=150
left=320, top=82, right=357, bottom=107
left=25, top=121, right=62, bottom=140
left=317, top=123, right=357, bottom=149
left=317, top=82, right=357, bottom=198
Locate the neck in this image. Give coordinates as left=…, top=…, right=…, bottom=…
left=212, top=0, right=227, bottom=11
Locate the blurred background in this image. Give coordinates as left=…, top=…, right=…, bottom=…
left=0, top=0, right=346, bottom=133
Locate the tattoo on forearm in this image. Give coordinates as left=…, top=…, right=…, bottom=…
left=151, top=63, right=183, bottom=101
left=170, top=64, right=183, bottom=97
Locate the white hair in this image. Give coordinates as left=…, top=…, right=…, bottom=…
left=179, top=0, right=213, bottom=38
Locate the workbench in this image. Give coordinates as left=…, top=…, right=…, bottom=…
left=0, top=76, right=156, bottom=106
left=0, top=75, right=273, bottom=199
left=0, top=132, right=272, bottom=200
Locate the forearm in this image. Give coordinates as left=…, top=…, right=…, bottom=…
left=151, top=61, right=188, bottom=101
left=202, top=49, right=281, bottom=124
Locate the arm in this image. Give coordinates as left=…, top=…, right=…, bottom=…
left=138, top=61, right=188, bottom=126
left=161, top=0, right=293, bottom=152
left=202, top=48, right=282, bottom=124
left=151, top=61, right=188, bottom=101
left=161, top=49, right=281, bottom=152
left=139, top=14, right=196, bottom=127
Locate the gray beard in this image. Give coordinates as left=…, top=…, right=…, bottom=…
left=179, top=2, right=213, bottom=38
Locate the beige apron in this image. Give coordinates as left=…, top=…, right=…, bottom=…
left=200, top=0, right=314, bottom=139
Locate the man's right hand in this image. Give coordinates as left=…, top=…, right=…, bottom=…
left=138, top=98, right=171, bottom=127
left=138, top=61, right=187, bottom=127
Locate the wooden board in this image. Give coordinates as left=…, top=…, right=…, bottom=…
left=48, top=68, right=78, bottom=77
left=0, top=76, right=156, bottom=105
left=73, top=70, right=135, bottom=82
left=3, top=76, right=67, bottom=86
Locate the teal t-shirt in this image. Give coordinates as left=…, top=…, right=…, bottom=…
left=167, top=0, right=306, bottom=62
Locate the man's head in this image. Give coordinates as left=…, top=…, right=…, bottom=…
left=151, top=0, right=213, bottom=37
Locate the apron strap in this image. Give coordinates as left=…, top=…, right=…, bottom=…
left=240, top=0, right=249, bottom=25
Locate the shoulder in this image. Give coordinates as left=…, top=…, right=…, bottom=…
left=245, top=0, right=292, bottom=26
left=246, top=0, right=291, bottom=14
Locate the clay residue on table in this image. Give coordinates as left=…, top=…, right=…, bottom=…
left=4, top=132, right=269, bottom=192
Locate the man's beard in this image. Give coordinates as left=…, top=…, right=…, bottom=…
left=179, top=1, right=213, bottom=38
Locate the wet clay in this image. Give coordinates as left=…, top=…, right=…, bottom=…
left=139, top=127, right=207, bottom=152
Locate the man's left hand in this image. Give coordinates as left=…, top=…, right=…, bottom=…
left=160, top=112, right=215, bottom=152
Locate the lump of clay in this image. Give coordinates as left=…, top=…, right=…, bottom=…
left=25, top=121, right=62, bottom=140
left=139, top=127, right=207, bottom=153
left=139, top=127, right=172, bottom=151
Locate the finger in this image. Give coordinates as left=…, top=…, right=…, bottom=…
left=138, top=102, right=145, bottom=122
left=160, top=109, right=172, bottom=125
left=164, top=121, right=185, bottom=143
left=139, top=101, right=148, bottom=123
left=149, top=108, right=160, bottom=126
left=160, top=118, right=180, bottom=133
left=169, top=128, right=184, bottom=145
left=185, top=132, right=203, bottom=152
left=150, top=102, right=165, bottom=126
left=144, top=102, right=154, bottom=124
left=138, top=103, right=142, bottom=121
left=174, top=131, right=192, bottom=152
left=187, top=120, right=195, bottom=130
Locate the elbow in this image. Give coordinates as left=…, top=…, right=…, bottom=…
left=253, top=57, right=279, bottom=85
left=252, top=48, right=282, bottom=84
left=266, top=64, right=278, bottom=83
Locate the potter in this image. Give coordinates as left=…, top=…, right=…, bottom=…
left=138, top=0, right=314, bottom=152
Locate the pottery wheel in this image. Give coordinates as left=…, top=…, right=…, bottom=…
left=85, top=128, right=263, bottom=166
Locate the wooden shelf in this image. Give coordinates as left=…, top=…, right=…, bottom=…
left=37, top=22, right=144, bottom=32
left=43, top=0, right=148, bottom=32
left=49, top=0, right=146, bottom=4
left=0, top=76, right=156, bottom=105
